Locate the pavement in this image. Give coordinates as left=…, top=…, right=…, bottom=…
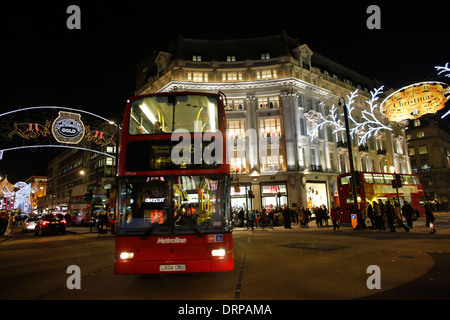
left=65, top=225, right=116, bottom=237
left=232, top=210, right=450, bottom=234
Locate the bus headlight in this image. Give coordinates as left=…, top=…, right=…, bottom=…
left=119, top=252, right=134, bottom=260
left=211, top=249, right=226, bottom=257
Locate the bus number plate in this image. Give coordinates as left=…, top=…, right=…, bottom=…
left=159, top=264, right=186, bottom=272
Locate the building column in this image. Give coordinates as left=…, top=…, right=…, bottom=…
left=281, top=91, right=299, bottom=171
left=246, top=95, right=259, bottom=172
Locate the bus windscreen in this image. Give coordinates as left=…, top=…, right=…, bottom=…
left=118, top=175, right=230, bottom=237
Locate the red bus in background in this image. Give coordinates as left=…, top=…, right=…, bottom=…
left=67, top=194, right=110, bottom=225
left=114, top=92, right=233, bottom=274
left=337, top=171, right=425, bottom=223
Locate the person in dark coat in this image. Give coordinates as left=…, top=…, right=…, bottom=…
left=424, top=204, right=436, bottom=234
left=402, top=201, right=414, bottom=229
left=97, top=210, right=108, bottom=234
left=385, top=201, right=396, bottom=232
left=283, top=207, right=291, bottom=229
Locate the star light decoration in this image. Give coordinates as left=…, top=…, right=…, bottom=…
left=314, top=86, right=392, bottom=146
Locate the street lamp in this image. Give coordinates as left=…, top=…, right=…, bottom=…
left=338, top=97, right=360, bottom=228
left=108, top=119, right=122, bottom=235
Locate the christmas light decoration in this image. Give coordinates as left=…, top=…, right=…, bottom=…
left=355, top=86, right=392, bottom=145
left=435, top=62, right=450, bottom=78
left=314, top=86, right=392, bottom=146
left=435, top=62, right=450, bottom=119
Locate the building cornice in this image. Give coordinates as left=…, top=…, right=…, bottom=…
left=157, top=77, right=337, bottom=100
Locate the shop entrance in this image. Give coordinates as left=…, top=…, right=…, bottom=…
left=231, top=184, right=253, bottom=211
left=305, top=182, right=328, bottom=209
left=261, top=183, right=288, bottom=209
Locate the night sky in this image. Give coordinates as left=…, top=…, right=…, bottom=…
left=1, top=1, right=449, bottom=182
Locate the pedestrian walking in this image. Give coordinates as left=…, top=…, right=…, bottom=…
left=424, top=203, right=436, bottom=234
left=0, top=214, right=7, bottom=235
left=315, top=206, right=323, bottom=227
left=330, top=206, right=340, bottom=231
left=402, top=201, right=414, bottom=230
left=268, top=209, right=275, bottom=229
left=4, top=214, right=14, bottom=238
left=259, top=210, right=267, bottom=229
left=304, top=207, right=311, bottom=227
left=378, top=199, right=387, bottom=230
left=283, top=207, right=291, bottom=229
left=394, top=203, right=401, bottom=227
left=248, top=210, right=256, bottom=230
left=385, top=201, right=396, bottom=232
left=373, top=201, right=383, bottom=231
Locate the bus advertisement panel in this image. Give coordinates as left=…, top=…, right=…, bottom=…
left=337, top=171, right=425, bottom=223
left=114, top=92, right=233, bottom=274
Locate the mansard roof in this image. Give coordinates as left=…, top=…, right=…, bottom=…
left=168, top=33, right=300, bottom=61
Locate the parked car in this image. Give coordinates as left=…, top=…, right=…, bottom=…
left=21, top=217, right=40, bottom=233
left=34, top=214, right=66, bottom=236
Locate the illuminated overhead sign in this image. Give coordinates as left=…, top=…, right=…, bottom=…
left=52, top=111, right=85, bottom=144
left=1, top=106, right=119, bottom=160
left=380, top=82, right=449, bottom=122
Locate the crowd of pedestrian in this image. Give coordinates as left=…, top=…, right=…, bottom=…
left=361, top=199, right=437, bottom=233
left=232, top=200, right=439, bottom=234
left=233, top=204, right=334, bottom=230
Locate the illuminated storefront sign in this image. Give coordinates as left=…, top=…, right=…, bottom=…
left=381, top=82, right=449, bottom=122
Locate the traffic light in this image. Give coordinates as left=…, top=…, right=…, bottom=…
left=248, top=190, right=255, bottom=198
left=354, top=171, right=362, bottom=187
left=392, top=174, right=402, bottom=188
left=84, top=190, right=93, bottom=202
left=395, top=174, right=402, bottom=188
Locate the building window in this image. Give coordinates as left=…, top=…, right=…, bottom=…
left=192, top=55, right=201, bottom=61
left=256, top=69, right=277, bottom=80
left=299, top=147, right=306, bottom=167
left=258, top=96, right=279, bottom=109
left=395, top=139, right=404, bottom=154
left=413, top=119, right=421, bottom=127
left=259, top=117, right=284, bottom=172
left=188, top=72, right=208, bottom=82
left=227, top=120, right=247, bottom=173
left=225, top=98, right=245, bottom=111
left=417, top=131, right=425, bottom=138
left=222, top=72, right=242, bottom=82
left=261, top=53, right=270, bottom=60
left=418, top=145, right=428, bottom=154
left=408, top=147, right=415, bottom=156
left=227, top=56, right=236, bottom=62
left=329, top=152, right=335, bottom=172
left=339, top=153, right=348, bottom=173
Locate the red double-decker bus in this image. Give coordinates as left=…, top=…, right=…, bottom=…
left=337, top=171, right=425, bottom=223
left=114, top=92, right=234, bottom=274
left=67, top=194, right=109, bottom=225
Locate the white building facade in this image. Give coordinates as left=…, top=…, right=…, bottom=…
left=135, top=34, right=410, bottom=211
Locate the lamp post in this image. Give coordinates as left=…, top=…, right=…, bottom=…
left=108, top=119, right=121, bottom=235
left=338, top=97, right=360, bottom=228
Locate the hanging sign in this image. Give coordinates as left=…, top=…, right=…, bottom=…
left=380, top=82, right=449, bottom=122
left=51, top=111, right=85, bottom=144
